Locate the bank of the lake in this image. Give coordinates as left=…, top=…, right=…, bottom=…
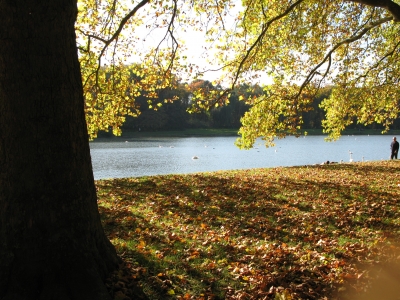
left=94, top=127, right=400, bottom=141
left=94, top=128, right=240, bottom=141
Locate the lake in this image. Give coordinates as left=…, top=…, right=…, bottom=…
left=90, top=135, right=393, bottom=179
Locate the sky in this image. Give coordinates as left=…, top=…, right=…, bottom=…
left=94, top=0, right=273, bottom=86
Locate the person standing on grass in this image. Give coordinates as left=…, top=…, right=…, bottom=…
left=391, top=137, right=399, bottom=159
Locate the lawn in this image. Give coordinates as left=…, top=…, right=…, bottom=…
left=98, top=161, right=400, bottom=299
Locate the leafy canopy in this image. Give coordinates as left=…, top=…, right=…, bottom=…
left=76, top=0, right=400, bottom=147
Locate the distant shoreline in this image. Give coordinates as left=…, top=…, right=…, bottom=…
left=91, top=128, right=240, bottom=142
left=90, top=128, right=400, bottom=142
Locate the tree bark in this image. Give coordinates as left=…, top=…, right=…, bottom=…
left=0, top=1, right=119, bottom=299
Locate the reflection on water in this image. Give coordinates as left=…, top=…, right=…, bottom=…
left=89, top=135, right=391, bottom=179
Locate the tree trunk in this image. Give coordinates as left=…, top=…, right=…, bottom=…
left=0, top=1, right=119, bottom=299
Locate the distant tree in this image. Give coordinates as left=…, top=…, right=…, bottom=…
left=302, top=86, right=332, bottom=129
left=211, top=85, right=255, bottom=128
left=122, top=82, right=190, bottom=131
left=157, top=85, right=190, bottom=130
left=162, top=100, right=189, bottom=130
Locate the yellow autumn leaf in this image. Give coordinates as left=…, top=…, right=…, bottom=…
left=167, top=289, right=175, bottom=295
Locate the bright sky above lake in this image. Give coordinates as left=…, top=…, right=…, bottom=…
left=129, top=1, right=274, bottom=86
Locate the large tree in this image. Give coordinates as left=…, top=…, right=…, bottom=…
left=0, top=1, right=119, bottom=299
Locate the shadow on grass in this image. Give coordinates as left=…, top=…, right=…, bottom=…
left=98, top=162, right=400, bottom=299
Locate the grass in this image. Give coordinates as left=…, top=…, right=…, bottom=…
left=99, top=161, right=400, bottom=299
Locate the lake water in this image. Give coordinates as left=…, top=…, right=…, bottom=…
left=90, top=135, right=393, bottom=179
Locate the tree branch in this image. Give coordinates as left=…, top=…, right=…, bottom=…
left=154, top=0, right=179, bottom=75
left=296, top=16, right=392, bottom=99
left=232, top=0, right=306, bottom=89
left=92, top=0, right=150, bottom=88
left=202, top=0, right=305, bottom=109
left=347, top=0, right=400, bottom=21
left=354, top=39, right=400, bottom=82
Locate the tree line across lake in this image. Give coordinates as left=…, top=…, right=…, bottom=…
left=98, top=80, right=399, bottom=137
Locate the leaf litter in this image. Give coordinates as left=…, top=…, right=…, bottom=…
left=99, top=161, right=400, bottom=299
